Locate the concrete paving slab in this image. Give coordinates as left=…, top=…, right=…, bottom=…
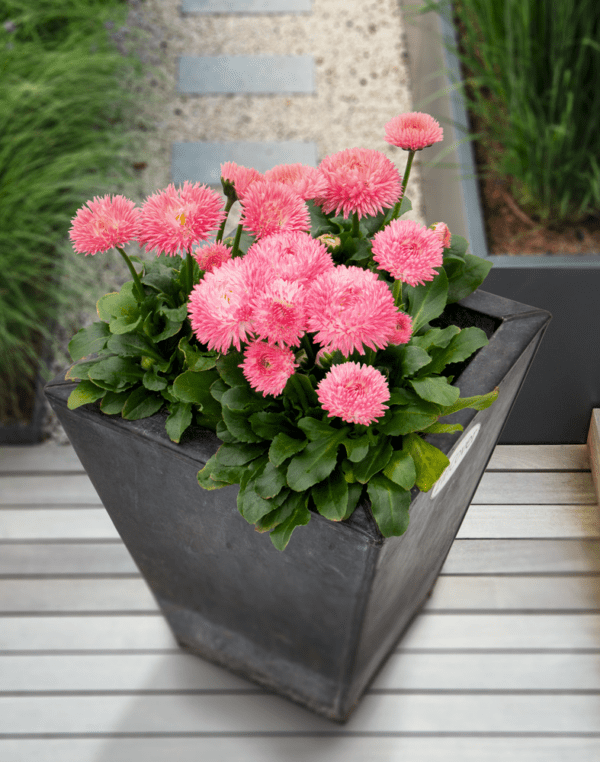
left=181, top=0, right=311, bottom=12
left=178, top=55, right=315, bottom=94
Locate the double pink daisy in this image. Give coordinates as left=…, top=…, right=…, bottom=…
left=388, top=312, right=413, bottom=345
left=384, top=112, right=444, bottom=151
left=305, top=266, right=400, bottom=356
left=188, top=257, right=259, bottom=353
left=70, top=195, right=140, bottom=255
left=244, top=231, right=334, bottom=289
left=263, top=163, right=328, bottom=200
left=372, top=219, right=444, bottom=287
left=193, top=241, right=232, bottom=273
left=137, top=182, right=225, bottom=256
left=316, top=147, right=402, bottom=219
left=317, top=362, right=390, bottom=426
left=251, top=278, right=307, bottom=348
left=240, top=180, right=311, bottom=239
left=240, top=340, right=298, bottom=397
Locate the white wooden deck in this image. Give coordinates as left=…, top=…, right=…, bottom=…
left=1, top=442, right=600, bottom=762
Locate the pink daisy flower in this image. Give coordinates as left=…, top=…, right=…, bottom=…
left=137, top=182, right=226, bottom=256
left=305, top=266, right=399, bottom=356
left=372, top=219, right=444, bottom=287
left=70, top=195, right=140, bottom=255
left=220, top=162, right=262, bottom=200
left=429, top=221, right=452, bottom=249
left=263, top=163, right=328, bottom=200
left=240, top=180, right=311, bottom=239
left=240, top=340, right=298, bottom=397
left=251, top=278, right=307, bottom=348
left=244, top=231, right=334, bottom=289
left=188, top=256, right=260, bottom=353
left=384, top=112, right=444, bottom=151
left=316, top=147, right=402, bottom=219
left=387, top=312, right=413, bottom=345
left=193, top=241, right=232, bottom=273
left=317, top=362, right=390, bottom=426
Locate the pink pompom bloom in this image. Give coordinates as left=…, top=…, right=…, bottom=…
left=251, top=278, right=307, bottom=348
left=220, top=162, right=262, bottom=200
left=384, top=112, right=444, bottom=151
left=137, top=182, right=226, bottom=256
left=306, top=266, right=400, bottom=356
left=188, top=257, right=259, bottom=353
left=429, top=221, right=452, bottom=249
left=240, top=340, right=298, bottom=397
left=263, top=163, right=328, bottom=200
left=240, top=180, right=311, bottom=239
left=387, top=312, right=413, bottom=345
left=70, top=194, right=140, bottom=255
left=193, top=241, right=232, bottom=273
left=316, top=147, right=402, bottom=219
left=244, top=231, right=334, bottom=289
left=372, top=219, right=444, bottom=287
left=317, top=362, right=390, bottom=426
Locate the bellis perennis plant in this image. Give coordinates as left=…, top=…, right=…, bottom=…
left=66, top=113, right=496, bottom=550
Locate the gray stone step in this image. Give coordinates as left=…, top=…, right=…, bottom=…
left=171, top=141, right=318, bottom=185
left=181, top=0, right=311, bottom=12
left=178, top=55, right=315, bottom=94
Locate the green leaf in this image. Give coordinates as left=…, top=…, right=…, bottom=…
left=216, top=419, right=236, bottom=443
left=141, top=262, right=177, bottom=293
left=409, top=376, right=460, bottom=406
left=153, top=319, right=183, bottom=343
left=411, top=325, right=461, bottom=352
left=283, top=373, right=320, bottom=412
left=172, top=370, right=219, bottom=407
left=100, top=390, right=130, bottom=415
left=269, top=433, right=308, bottom=467
left=396, top=345, right=432, bottom=377
left=122, top=387, right=164, bottom=420
left=68, top=322, right=111, bottom=362
left=353, top=440, right=394, bottom=484
left=311, top=467, right=348, bottom=521
left=88, top=356, right=144, bottom=391
left=165, top=402, right=193, bottom=443
left=440, top=388, right=499, bottom=416
left=209, top=462, right=247, bottom=484
left=447, top=234, right=469, bottom=257
left=178, top=336, right=217, bottom=372
left=269, top=500, right=311, bottom=551
left=97, top=281, right=138, bottom=319
left=109, top=313, right=142, bottom=335
left=396, top=195, right=413, bottom=217
left=238, top=469, right=288, bottom=524
left=255, top=460, right=288, bottom=499
left=67, top=380, right=106, bottom=410
left=216, top=352, right=246, bottom=387
left=197, top=454, right=229, bottom=490
left=421, top=327, right=489, bottom=376
left=221, top=385, right=267, bottom=413
left=249, top=411, right=294, bottom=439
left=445, top=253, right=493, bottom=304
left=344, top=482, right=364, bottom=520
left=222, top=405, right=264, bottom=443
left=143, top=367, right=168, bottom=392
left=65, top=359, right=99, bottom=381
left=382, top=449, right=417, bottom=490
left=216, top=442, right=267, bottom=466
left=160, top=304, right=188, bottom=322
left=421, top=422, right=464, bottom=434
left=210, top=378, right=229, bottom=402
left=366, top=474, right=411, bottom=537
left=406, top=269, right=449, bottom=334
left=286, top=430, right=348, bottom=491
left=255, top=490, right=296, bottom=533
left=297, top=416, right=342, bottom=441
left=378, top=403, right=440, bottom=435
left=404, top=433, right=450, bottom=492
left=306, top=199, right=336, bottom=235
left=343, top=435, right=370, bottom=463
left=107, top=333, right=163, bottom=363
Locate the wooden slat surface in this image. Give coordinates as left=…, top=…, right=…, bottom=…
left=1, top=443, right=600, bottom=760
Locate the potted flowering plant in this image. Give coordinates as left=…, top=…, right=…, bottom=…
left=45, top=112, right=550, bottom=721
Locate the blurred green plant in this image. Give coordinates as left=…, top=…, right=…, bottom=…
left=417, top=0, right=600, bottom=225
left=0, top=0, right=148, bottom=423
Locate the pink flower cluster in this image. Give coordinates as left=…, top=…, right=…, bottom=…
left=187, top=232, right=413, bottom=404
left=70, top=183, right=226, bottom=257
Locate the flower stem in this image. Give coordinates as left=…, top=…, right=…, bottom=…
left=392, top=279, right=403, bottom=309
left=116, top=247, right=145, bottom=302
left=351, top=211, right=360, bottom=238
left=230, top=223, right=244, bottom=258
left=185, top=249, right=195, bottom=294
left=216, top=198, right=235, bottom=243
left=391, top=150, right=416, bottom=220
left=301, top=334, right=315, bottom=366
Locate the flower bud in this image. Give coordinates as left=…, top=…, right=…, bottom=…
left=429, top=222, right=451, bottom=249
left=141, top=356, right=155, bottom=371
left=317, top=234, right=341, bottom=251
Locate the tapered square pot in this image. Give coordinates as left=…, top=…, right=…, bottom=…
left=45, top=289, right=550, bottom=722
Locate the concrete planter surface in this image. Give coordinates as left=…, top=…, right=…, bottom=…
left=45, top=289, right=549, bottom=722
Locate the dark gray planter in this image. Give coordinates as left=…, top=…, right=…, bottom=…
left=44, top=289, right=550, bottom=722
